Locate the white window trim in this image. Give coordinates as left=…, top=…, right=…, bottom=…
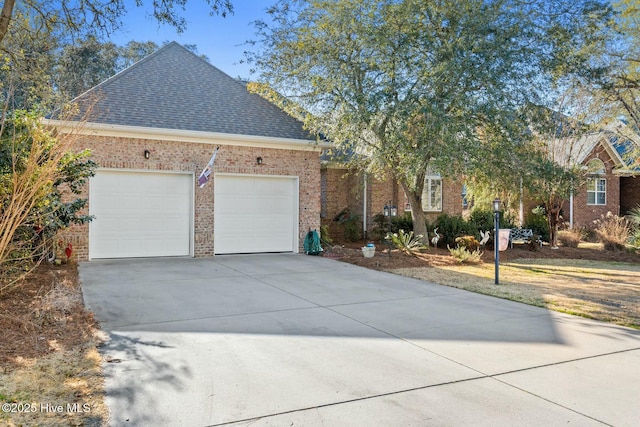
left=587, top=177, right=606, bottom=206
left=422, top=175, right=443, bottom=212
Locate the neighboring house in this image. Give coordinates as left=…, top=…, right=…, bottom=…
left=46, top=42, right=325, bottom=261
left=563, top=127, right=640, bottom=228
left=322, top=123, right=639, bottom=240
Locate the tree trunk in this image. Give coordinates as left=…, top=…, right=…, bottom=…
left=547, top=202, right=561, bottom=249
left=0, top=0, right=15, bottom=46
left=399, top=181, right=429, bottom=244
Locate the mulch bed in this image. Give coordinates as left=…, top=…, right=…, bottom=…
left=325, top=240, right=640, bottom=271
left=0, top=263, right=97, bottom=370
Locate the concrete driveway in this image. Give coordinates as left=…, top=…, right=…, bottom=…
left=80, top=254, right=640, bottom=426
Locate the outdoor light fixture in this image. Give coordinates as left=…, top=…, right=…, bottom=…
left=384, top=205, right=389, bottom=217
left=493, top=198, right=501, bottom=213
left=256, top=156, right=263, bottom=165
left=390, top=205, right=398, bottom=217
left=493, top=198, right=501, bottom=285
left=144, top=150, right=150, bottom=160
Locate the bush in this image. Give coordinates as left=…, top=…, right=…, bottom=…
left=447, top=245, right=483, bottom=264
left=628, top=206, right=640, bottom=249
left=455, top=235, right=480, bottom=251
left=335, top=208, right=361, bottom=242
left=320, top=225, right=333, bottom=247
left=467, top=208, right=516, bottom=238
left=557, top=228, right=583, bottom=248
left=372, top=212, right=413, bottom=241
left=1, top=112, right=95, bottom=289
left=524, top=206, right=549, bottom=243
left=593, top=212, right=630, bottom=251
left=434, top=214, right=475, bottom=247
left=467, top=209, right=494, bottom=235
left=385, top=229, right=427, bottom=256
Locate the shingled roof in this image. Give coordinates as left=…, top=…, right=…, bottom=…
left=73, top=42, right=314, bottom=141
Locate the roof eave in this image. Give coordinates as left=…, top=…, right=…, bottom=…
left=44, top=119, right=330, bottom=151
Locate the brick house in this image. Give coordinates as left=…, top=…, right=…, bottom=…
left=563, top=128, right=640, bottom=229
left=46, top=42, right=325, bottom=260
left=321, top=125, right=639, bottom=240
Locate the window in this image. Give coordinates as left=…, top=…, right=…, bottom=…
left=586, top=158, right=605, bottom=175
left=461, top=184, right=469, bottom=210
left=422, top=172, right=442, bottom=211
left=587, top=178, right=606, bottom=205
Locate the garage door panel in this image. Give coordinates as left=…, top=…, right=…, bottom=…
left=214, top=175, right=297, bottom=254
left=90, top=170, right=192, bottom=259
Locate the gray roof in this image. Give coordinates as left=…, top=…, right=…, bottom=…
left=74, top=42, right=314, bottom=141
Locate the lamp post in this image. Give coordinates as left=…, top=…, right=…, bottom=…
left=493, top=198, right=501, bottom=285
left=384, top=201, right=397, bottom=258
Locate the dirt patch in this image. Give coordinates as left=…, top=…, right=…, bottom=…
left=0, top=263, right=107, bottom=426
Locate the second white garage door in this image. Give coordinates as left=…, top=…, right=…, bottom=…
left=90, top=170, right=193, bottom=259
left=214, top=174, right=298, bottom=254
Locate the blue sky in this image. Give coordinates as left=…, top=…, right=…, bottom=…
left=108, top=1, right=271, bottom=80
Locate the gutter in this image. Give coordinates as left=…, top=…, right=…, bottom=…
left=43, top=119, right=331, bottom=152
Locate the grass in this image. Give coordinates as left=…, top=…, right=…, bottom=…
left=0, top=264, right=107, bottom=426
left=0, top=346, right=107, bottom=426
left=392, top=258, right=640, bottom=329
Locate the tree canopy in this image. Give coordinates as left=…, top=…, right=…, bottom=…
left=250, top=0, right=613, bottom=239
left=0, top=0, right=233, bottom=46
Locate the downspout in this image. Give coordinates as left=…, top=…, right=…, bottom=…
left=569, top=178, right=574, bottom=229
left=363, top=172, right=368, bottom=239
left=569, top=190, right=574, bottom=229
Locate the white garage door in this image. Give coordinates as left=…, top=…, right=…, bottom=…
left=214, top=174, right=298, bottom=254
left=90, top=170, right=192, bottom=259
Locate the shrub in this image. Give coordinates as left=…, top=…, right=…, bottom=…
left=593, top=212, right=630, bottom=251
left=524, top=206, right=549, bottom=243
left=434, top=214, right=475, bottom=247
left=447, top=245, right=483, bottom=264
left=393, top=212, right=414, bottom=233
left=335, top=208, right=361, bottom=242
left=455, top=235, right=480, bottom=251
left=467, top=209, right=494, bottom=235
left=320, top=225, right=333, bottom=247
left=628, top=206, right=640, bottom=249
left=385, top=229, right=427, bottom=256
left=372, top=212, right=413, bottom=241
left=1, top=112, right=95, bottom=289
left=557, top=228, right=583, bottom=248
left=467, top=208, right=516, bottom=239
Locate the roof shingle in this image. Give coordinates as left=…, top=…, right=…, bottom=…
left=74, top=42, right=314, bottom=141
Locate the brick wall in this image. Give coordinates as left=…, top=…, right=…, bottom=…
left=320, top=167, right=364, bottom=240
left=61, top=135, right=321, bottom=261
left=321, top=167, right=463, bottom=240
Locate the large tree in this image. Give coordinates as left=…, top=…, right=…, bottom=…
left=0, top=0, right=233, bottom=46
left=250, top=0, right=610, bottom=241
left=579, top=0, right=640, bottom=130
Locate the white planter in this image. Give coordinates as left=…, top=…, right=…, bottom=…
left=361, top=246, right=375, bottom=258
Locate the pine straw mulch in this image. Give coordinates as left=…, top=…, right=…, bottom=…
left=0, top=263, right=108, bottom=426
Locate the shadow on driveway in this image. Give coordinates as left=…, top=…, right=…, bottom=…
left=81, top=254, right=640, bottom=426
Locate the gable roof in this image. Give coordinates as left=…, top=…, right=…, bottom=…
left=67, top=42, right=314, bottom=142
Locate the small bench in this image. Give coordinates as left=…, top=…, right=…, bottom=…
left=509, top=228, right=542, bottom=248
